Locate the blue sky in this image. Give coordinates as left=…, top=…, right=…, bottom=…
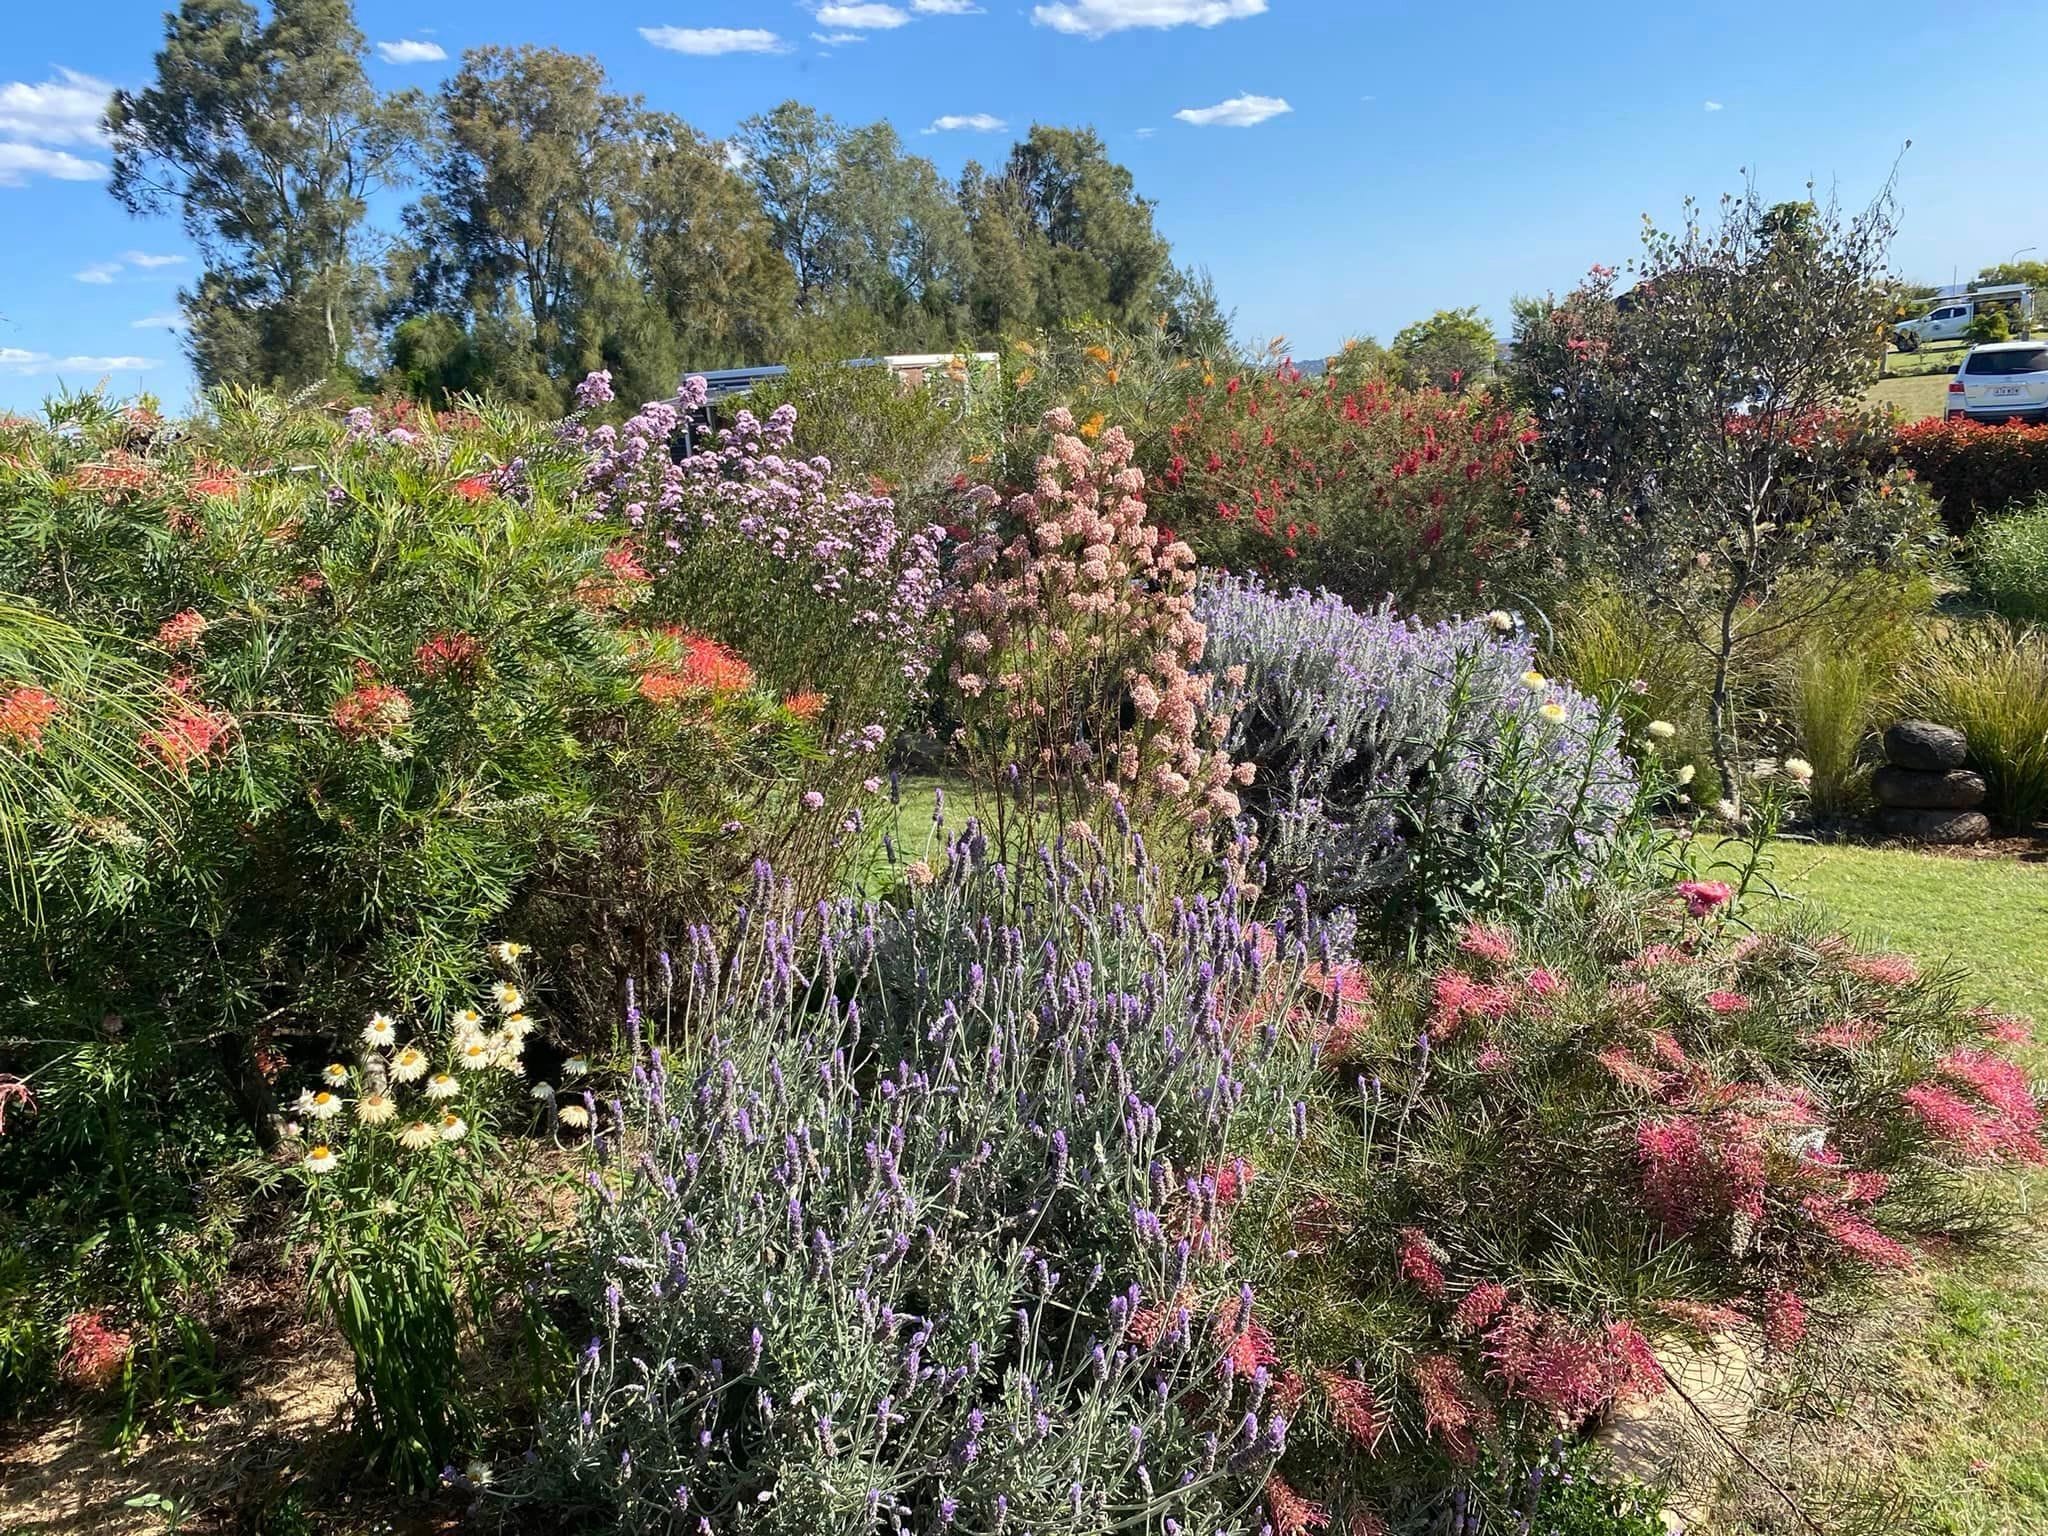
left=3, top=0, right=2045, bottom=412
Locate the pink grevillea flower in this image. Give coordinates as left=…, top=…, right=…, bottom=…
left=1457, top=922, right=1517, bottom=966
left=1396, top=1226, right=1447, bottom=1298
left=1762, top=1289, right=1808, bottom=1350
left=141, top=703, right=235, bottom=772
left=1316, top=1367, right=1383, bottom=1448
left=1523, top=966, right=1567, bottom=1000
left=1812, top=1017, right=1880, bottom=1052
left=1843, top=952, right=1919, bottom=987
left=331, top=676, right=412, bottom=741
left=60, top=1311, right=132, bottom=1390
left=0, top=685, right=61, bottom=751
left=1411, top=1354, right=1492, bottom=1462
left=1636, top=1114, right=1768, bottom=1235
left=1706, top=990, right=1751, bottom=1016
left=1598, top=1047, right=1665, bottom=1095
left=1902, top=1050, right=2045, bottom=1164
left=155, top=608, right=209, bottom=652
left=1652, top=1298, right=1747, bottom=1334
left=1429, top=971, right=1513, bottom=1041
left=1676, top=879, right=1733, bottom=917
left=1267, top=1475, right=1330, bottom=1536
left=1484, top=1306, right=1664, bottom=1424
left=1451, top=1281, right=1510, bottom=1336
left=1801, top=1195, right=1915, bottom=1270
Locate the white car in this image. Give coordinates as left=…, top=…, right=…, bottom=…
left=1945, top=341, right=2048, bottom=424
left=1896, top=301, right=1979, bottom=350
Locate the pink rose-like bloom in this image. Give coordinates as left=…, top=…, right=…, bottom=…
left=1676, top=879, right=1733, bottom=917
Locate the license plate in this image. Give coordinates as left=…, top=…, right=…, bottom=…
left=1992, top=385, right=2024, bottom=397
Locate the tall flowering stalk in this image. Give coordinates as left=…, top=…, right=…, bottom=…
left=532, top=829, right=1323, bottom=1532
left=944, top=408, right=1246, bottom=868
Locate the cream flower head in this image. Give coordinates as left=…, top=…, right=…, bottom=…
left=1520, top=670, right=1547, bottom=692
left=356, top=1092, right=396, bottom=1124
left=490, top=941, right=527, bottom=965
left=562, top=1055, right=590, bottom=1080
left=321, top=1062, right=349, bottom=1087
left=439, top=1112, right=468, bottom=1143
left=1783, top=756, right=1815, bottom=785
left=556, top=1103, right=591, bottom=1130
left=491, top=982, right=523, bottom=1012
left=306, top=1090, right=343, bottom=1121
left=399, top=1120, right=437, bottom=1150
left=363, top=1012, right=397, bottom=1048
left=453, top=1007, right=484, bottom=1032
left=304, top=1145, right=337, bottom=1174
left=425, top=1073, right=460, bottom=1101
left=1538, top=702, right=1568, bottom=725
left=1646, top=720, right=1676, bottom=741
left=457, top=1038, right=493, bottom=1072
left=391, top=1046, right=428, bottom=1082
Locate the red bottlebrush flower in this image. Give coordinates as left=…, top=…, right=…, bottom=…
left=1801, top=1195, right=1915, bottom=1270
left=1635, top=1114, right=1767, bottom=1235
left=1396, top=1226, right=1447, bottom=1299
left=415, top=631, right=482, bottom=681
left=191, top=474, right=239, bottom=498
left=784, top=690, right=828, bottom=722
left=1305, top=961, right=1370, bottom=1004
left=640, top=631, right=755, bottom=706
left=1411, top=1354, right=1491, bottom=1462
left=1457, top=921, right=1517, bottom=966
left=1523, top=966, right=1566, bottom=1000
left=1706, top=990, right=1751, bottom=1016
left=141, top=704, right=235, bottom=772
left=1844, top=952, right=1918, bottom=987
left=1762, top=1289, right=1808, bottom=1351
left=1451, top=1281, right=1509, bottom=1336
left=1903, top=1051, right=2045, bottom=1164
left=1428, top=971, right=1514, bottom=1040
left=1316, top=1367, right=1382, bottom=1448
left=1676, top=879, right=1733, bottom=918
left=452, top=475, right=494, bottom=502
left=60, top=1311, right=132, bottom=1391
left=155, top=608, right=209, bottom=653
left=331, top=675, right=413, bottom=741
left=605, top=545, right=651, bottom=583
left=1206, top=1156, right=1254, bottom=1208
left=1218, top=1314, right=1278, bottom=1377
left=1266, top=1475, right=1329, bottom=1536
left=0, top=685, right=62, bottom=752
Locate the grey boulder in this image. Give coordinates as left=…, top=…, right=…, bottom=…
left=1871, top=765, right=1988, bottom=811
left=1876, top=807, right=1990, bottom=843
left=1883, top=720, right=1968, bottom=772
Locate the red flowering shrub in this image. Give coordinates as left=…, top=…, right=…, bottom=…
left=1149, top=366, right=1537, bottom=616
left=1243, top=878, right=2040, bottom=1521
left=1895, top=416, right=2048, bottom=533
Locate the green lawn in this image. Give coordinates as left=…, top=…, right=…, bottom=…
left=1864, top=370, right=1952, bottom=423
left=1765, top=840, right=2048, bottom=1022
left=1760, top=840, right=2048, bottom=1535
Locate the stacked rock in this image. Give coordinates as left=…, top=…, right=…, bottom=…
left=1874, top=720, right=1989, bottom=844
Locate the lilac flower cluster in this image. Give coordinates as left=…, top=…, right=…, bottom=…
left=1197, top=575, right=1638, bottom=933
left=578, top=378, right=946, bottom=685
left=534, top=837, right=1323, bottom=1533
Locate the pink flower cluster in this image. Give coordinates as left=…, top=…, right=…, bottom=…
left=1902, top=1048, right=2045, bottom=1164
left=946, top=409, right=1246, bottom=830
left=1483, top=1304, right=1664, bottom=1424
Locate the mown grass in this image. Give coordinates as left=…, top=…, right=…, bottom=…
left=1761, top=839, right=2048, bottom=1535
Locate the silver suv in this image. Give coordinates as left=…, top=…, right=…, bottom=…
left=1945, top=341, right=2048, bottom=424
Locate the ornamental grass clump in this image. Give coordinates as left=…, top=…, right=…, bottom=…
left=530, top=831, right=1324, bottom=1534
left=942, top=408, right=1246, bottom=866
left=1196, top=576, right=1639, bottom=941
left=1248, top=882, right=2040, bottom=1529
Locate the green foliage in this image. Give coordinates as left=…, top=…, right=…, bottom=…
left=1545, top=585, right=1720, bottom=803
left=107, top=0, right=428, bottom=388
left=1970, top=498, right=2048, bottom=623
left=1511, top=178, right=1943, bottom=794
left=1779, top=640, right=1886, bottom=819
left=1390, top=306, right=1497, bottom=392
left=1894, top=621, right=2048, bottom=827
left=733, top=358, right=982, bottom=498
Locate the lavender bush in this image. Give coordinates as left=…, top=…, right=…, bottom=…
left=528, top=832, right=1326, bottom=1534
left=1197, top=576, right=1640, bottom=939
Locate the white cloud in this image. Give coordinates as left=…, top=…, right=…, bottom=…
left=1703, top=99, right=1723, bottom=112
left=813, top=30, right=867, bottom=44
left=0, top=141, right=105, bottom=186
left=1134, top=126, right=1155, bottom=138
left=74, top=261, right=123, bottom=284
left=910, top=0, right=982, bottom=11
left=0, top=347, right=160, bottom=377
left=0, top=68, right=112, bottom=147
left=1174, top=92, right=1291, bottom=128
left=923, top=113, right=1007, bottom=134
left=376, top=39, right=448, bottom=64
left=815, top=3, right=911, bottom=28
left=640, top=26, right=790, bottom=55
left=132, top=311, right=186, bottom=331
left=124, top=250, right=184, bottom=269
left=1033, top=0, right=1265, bottom=38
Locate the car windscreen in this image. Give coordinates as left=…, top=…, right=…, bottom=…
left=1966, top=347, right=2048, bottom=376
